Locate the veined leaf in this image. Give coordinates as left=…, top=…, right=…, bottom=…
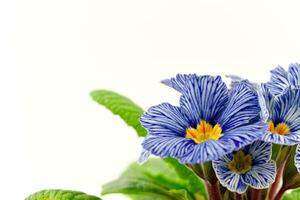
left=90, top=90, right=147, bottom=137
left=25, top=189, right=101, bottom=200
left=164, top=158, right=208, bottom=200
left=101, top=158, right=206, bottom=200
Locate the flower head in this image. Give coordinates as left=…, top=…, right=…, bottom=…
left=261, top=66, right=300, bottom=145
left=140, top=74, right=267, bottom=164
left=213, top=141, right=276, bottom=193
left=266, top=63, right=300, bottom=96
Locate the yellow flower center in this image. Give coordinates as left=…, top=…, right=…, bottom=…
left=228, top=150, right=252, bottom=174
left=185, top=120, right=222, bottom=144
left=268, top=120, right=290, bottom=135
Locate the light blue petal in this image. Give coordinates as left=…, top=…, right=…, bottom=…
left=179, top=139, right=234, bottom=164
left=245, top=141, right=272, bottom=164
left=295, top=144, right=300, bottom=172
left=138, top=149, right=151, bottom=164
left=288, top=63, right=300, bottom=86
left=226, top=74, right=244, bottom=89
left=243, top=160, right=276, bottom=189
left=140, top=103, right=190, bottom=137
left=266, top=66, right=290, bottom=96
left=218, top=81, right=261, bottom=132
left=212, top=160, right=248, bottom=194
left=221, top=121, right=267, bottom=151
left=142, top=135, right=194, bottom=158
left=227, top=76, right=269, bottom=122
left=179, top=75, right=229, bottom=126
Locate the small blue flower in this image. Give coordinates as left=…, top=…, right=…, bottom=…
left=261, top=64, right=300, bottom=145
left=213, top=141, right=276, bottom=193
left=261, top=86, right=300, bottom=145
left=140, top=74, right=267, bottom=164
left=266, top=63, right=300, bottom=96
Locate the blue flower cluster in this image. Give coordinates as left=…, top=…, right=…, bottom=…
left=139, top=64, right=300, bottom=193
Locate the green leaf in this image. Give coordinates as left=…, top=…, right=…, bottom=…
left=101, top=158, right=207, bottom=200
left=90, top=90, right=147, bottom=137
left=25, top=189, right=102, bottom=200
left=283, top=188, right=300, bottom=200
left=164, top=158, right=208, bottom=200
left=128, top=194, right=174, bottom=200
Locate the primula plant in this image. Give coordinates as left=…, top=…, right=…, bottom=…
left=26, top=64, right=300, bottom=200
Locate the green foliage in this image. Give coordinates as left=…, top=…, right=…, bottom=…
left=164, top=158, right=208, bottom=199
left=101, top=158, right=207, bottom=200
left=25, top=189, right=101, bottom=200
left=90, top=90, right=147, bottom=137
left=283, top=188, right=300, bottom=200
left=281, top=146, right=300, bottom=190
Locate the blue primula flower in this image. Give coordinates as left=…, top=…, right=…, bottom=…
left=261, top=86, right=300, bottom=145
left=213, top=141, right=276, bottom=193
left=139, top=74, right=267, bottom=164
left=266, top=63, right=300, bottom=96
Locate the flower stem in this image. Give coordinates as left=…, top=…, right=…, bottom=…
left=273, top=187, right=287, bottom=200
left=199, top=163, right=222, bottom=200
left=235, top=193, right=242, bottom=200
left=204, top=181, right=222, bottom=200
left=268, top=146, right=293, bottom=200
left=251, top=189, right=261, bottom=200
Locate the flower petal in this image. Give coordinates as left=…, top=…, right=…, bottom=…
left=261, top=84, right=277, bottom=120
left=221, top=121, right=267, bottom=150
left=212, top=159, right=248, bottom=193
left=138, top=149, right=151, bottom=164
left=295, top=144, right=300, bottom=172
left=273, top=88, right=300, bottom=132
left=266, top=66, right=290, bottom=96
left=288, top=63, right=300, bottom=86
left=179, top=139, right=234, bottom=164
left=218, top=81, right=261, bottom=132
left=244, top=141, right=272, bottom=164
left=179, top=75, right=229, bottom=126
left=142, top=135, right=194, bottom=158
left=243, top=160, right=276, bottom=189
left=261, top=131, right=299, bottom=145
left=140, top=103, right=190, bottom=137
left=161, top=74, right=198, bottom=93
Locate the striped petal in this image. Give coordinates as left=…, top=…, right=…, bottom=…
left=213, top=157, right=248, bottom=194
left=179, top=75, right=229, bottom=126
left=273, top=88, right=300, bottom=132
left=295, top=144, right=300, bottom=172
left=221, top=122, right=267, bottom=150
left=243, top=141, right=272, bottom=164
left=218, top=81, right=261, bottom=132
left=261, top=84, right=277, bottom=120
left=140, top=103, right=190, bottom=137
left=161, top=74, right=198, bottom=93
left=262, top=88, right=300, bottom=144
left=266, top=66, right=290, bottom=96
left=261, top=131, right=299, bottom=145
left=179, top=139, right=234, bottom=164
left=243, top=160, right=276, bottom=189
left=142, top=135, right=194, bottom=158
left=288, top=63, right=300, bottom=86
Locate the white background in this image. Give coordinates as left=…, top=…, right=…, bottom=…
left=1, top=0, right=300, bottom=199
